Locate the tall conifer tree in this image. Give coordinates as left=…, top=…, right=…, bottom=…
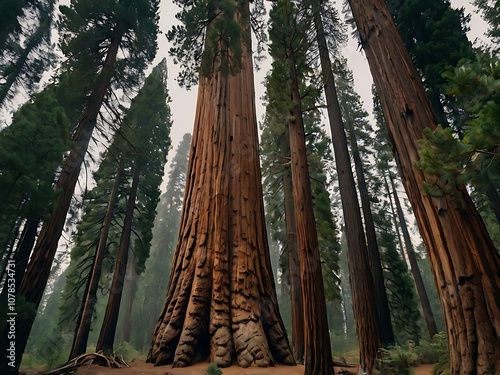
left=0, top=1, right=160, bottom=372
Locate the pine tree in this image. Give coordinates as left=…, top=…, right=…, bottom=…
left=372, top=88, right=439, bottom=338
left=378, top=172, right=422, bottom=344
left=0, top=0, right=57, bottom=109
left=261, top=10, right=342, bottom=363
left=310, top=1, right=381, bottom=371
left=334, top=59, right=395, bottom=348
left=0, top=0, right=24, bottom=50
left=96, top=60, right=172, bottom=354
left=65, top=157, right=124, bottom=359
left=0, top=86, right=69, bottom=277
left=130, top=133, right=192, bottom=352
left=267, top=1, right=335, bottom=372
left=1, top=1, right=161, bottom=371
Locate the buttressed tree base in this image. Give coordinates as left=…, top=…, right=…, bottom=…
left=147, top=1, right=294, bottom=368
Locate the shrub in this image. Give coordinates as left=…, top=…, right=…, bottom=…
left=415, top=331, right=449, bottom=365
left=114, top=341, right=142, bottom=362
left=207, top=363, right=223, bottom=375
left=378, top=344, right=418, bottom=375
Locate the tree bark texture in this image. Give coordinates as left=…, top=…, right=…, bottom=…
left=389, top=174, right=438, bottom=338
left=147, top=4, right=294, bottom=368
left=347, top=1, right=500, bottom=373
left=288, top=52, right=333, bottom=375
left=312, top=4, right=380, bottom=373
left=0, top=30, right=124, bottom=374
left=97, top=165, right=140, bottom=354
left=70, top=159, right=123, bottom=359
left=345, top=112, right=395, bottom=347
left=281, top=136, right=304, bottom=364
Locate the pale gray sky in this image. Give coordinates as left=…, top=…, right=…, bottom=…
left=157, top=0, right=489, bottom=176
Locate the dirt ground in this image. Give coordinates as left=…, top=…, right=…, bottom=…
left=73, top=360, right=436, bottom=375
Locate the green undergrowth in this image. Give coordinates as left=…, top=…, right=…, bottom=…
left=376, top=332, right=450, bottom=375
left=207, top=363, right=223, bottom=375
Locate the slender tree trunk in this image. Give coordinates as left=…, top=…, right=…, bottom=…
left=389, top=173, right=438, bottom=338
left=312, top=3, right=380, bottom=373
left=347, top=1, right=500, bottom=372
left=0, top=216, right=35, bottom=290
left=69, top=159, right=123, bottom=359
left=120, top=257, right=139, bottom=343
left=383, top=172, right=406, bottom=260
left=97, top=165, right=140, bottom=354
left=280, top=135, right=304, bottom=364
left=12, top=218, right=39, bottom=294
left=148, top=3, right=293, bottom=368
left=344, top=112, right=395, bottom=347
left=288, top=50, right=333, bottom=375
left=0, top=28, right=124, bottom=374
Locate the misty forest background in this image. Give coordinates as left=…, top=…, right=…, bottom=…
left=0, top=0, right=499, bottom=372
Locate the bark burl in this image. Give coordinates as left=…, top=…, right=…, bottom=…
left=147, top=2, right=294, bottom=368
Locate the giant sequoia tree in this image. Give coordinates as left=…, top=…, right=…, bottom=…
left=148, top=0, right=294, bottom=368
left=347, top=0, right=500, bottom=373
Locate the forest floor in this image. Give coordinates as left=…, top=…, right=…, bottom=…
left=70, top=360, right=436, bottom=375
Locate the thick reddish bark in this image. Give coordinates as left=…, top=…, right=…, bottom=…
left=69, top=159, right=123, bottom=359
left=288, top=53, right=333, bottom=375
left=347, top=1, right=500, bottom=373
left=312, top=4, right=380, bottom=373
left=147, top=4, right=293, bottom=368
left=0, top=29, right=124, bottom=374
left=97, top=165, right=140, bottom=354
left=389, top=174, right=438, bottom=338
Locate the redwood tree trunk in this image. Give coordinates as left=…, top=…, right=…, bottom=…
left=288, top=52, right=333, bottom=375
left=389, top=173, right=438, bottom=338
left=347, top=1, right=500, bottom=373
left=97, top=165, right=140, bottom=354
left=0, top=29, right=123, bottom=374
left=69, top=158, right=123, bottom=359
left=280, top=134, right=304, bottom=364
left=147, top=3, right=293, bottom=368
left=312, top=4, right=380, bottom=373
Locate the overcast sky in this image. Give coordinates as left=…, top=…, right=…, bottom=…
left=156, top=0, right=489, bottom=183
